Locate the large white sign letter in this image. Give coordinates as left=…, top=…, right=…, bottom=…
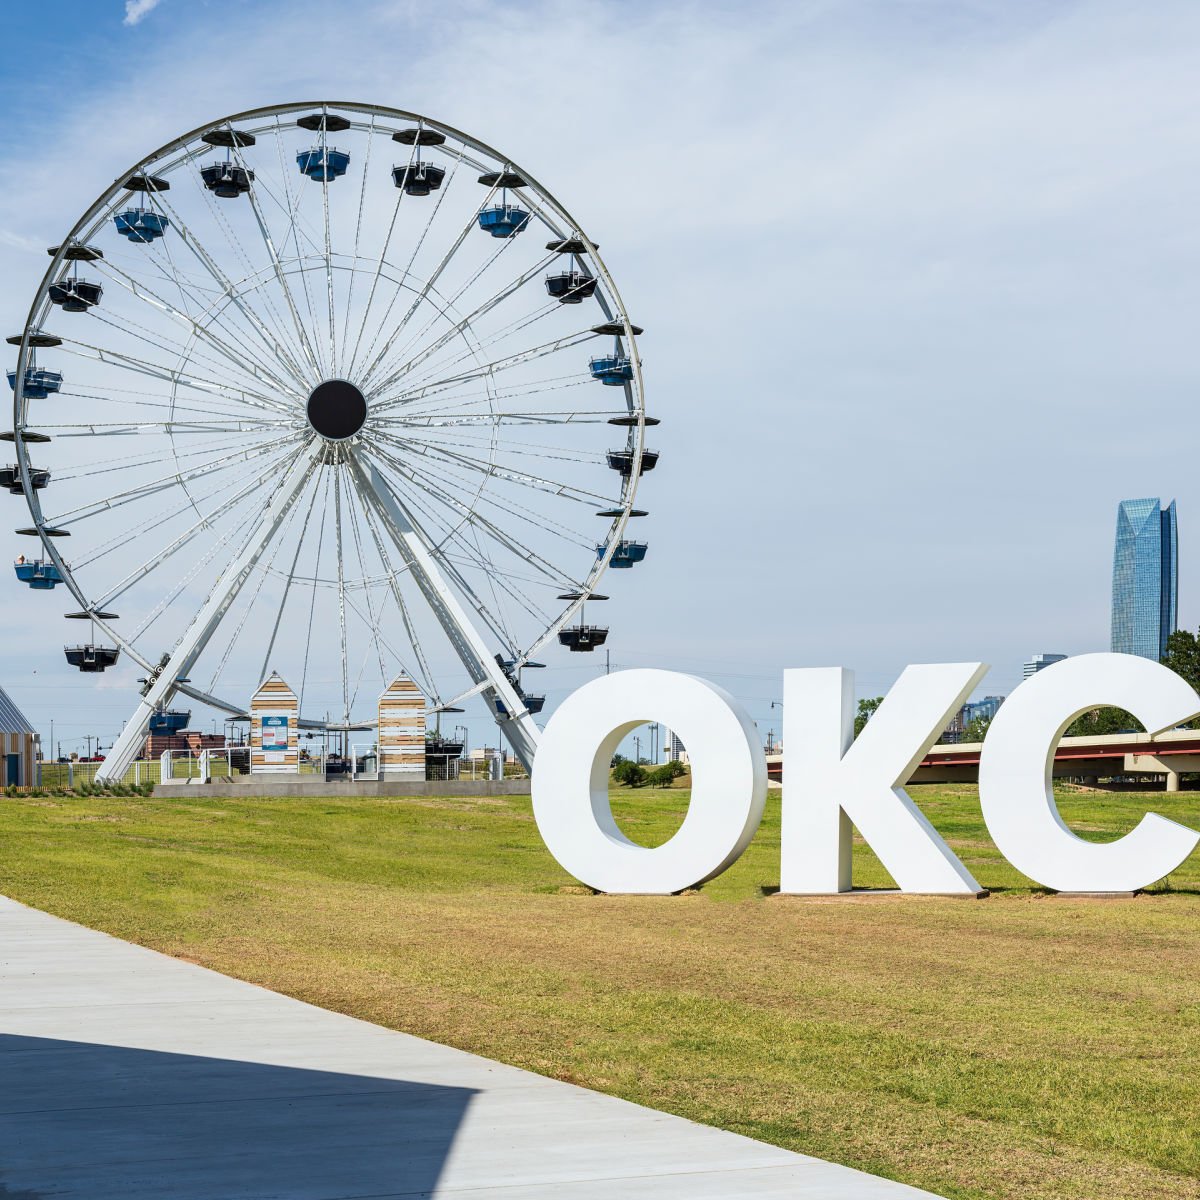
left=532, top=669, right=767, bottom=894
left=780, top=664, right=988, bottom=894
left=978, top=652, right=1200, bottom=892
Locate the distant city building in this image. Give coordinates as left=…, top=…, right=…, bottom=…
left=961, top=696, right=1005, bottom=728
left=1111, top=498, right=1178, bottom=660
left=664, top=729, right=686, bottom=761
left=1023, top=653, right=1067, bottom=681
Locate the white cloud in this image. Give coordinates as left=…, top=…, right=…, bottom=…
left=123, top=0, right=162, bottom=26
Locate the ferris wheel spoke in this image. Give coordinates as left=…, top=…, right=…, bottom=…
left=95, top=255, right=306, bottom=399
left=298, top=469, right=334, bottom=712
left=355, top=489, right=441, bottom=703
left=372, top=296, right=566, bottom=402
left=332, top=458, right=350, bottom=722
left=181, top=152, right=314, bottom=389
left=257, top=460, right=325, bottom=688
left=400, top=448, right=601, bottom=555
left=81, top=440, right=310, bottom=594
left=376, top=431, right=611, bottom=506
left=224, top=129, right=326, bottom=384
left=337, top=113, right=377, bottom=374
left=34, top=416, right=295, bottom=435
left=81, top=301, right=303, bottom=411
left=320, top=130, right=338, bottom=378
left=348, top=143, right=471, bottom=382
left=357, top=175, right=505, bottom=389
left=343, top=476, right=390, bottom=695
left=204, top=478, right=312, bottom=693
left=373, top=334, right=591, bottom=415
left=384, top=408, right=626, bottom=429
left=355, top=452, right=519, bottom=655
left=266, top=122, right=329, bottom=379
left=52, top=427, right=291, bottom=487
left=363, top=232, right=532, bottom=393
left=343, top=129, right=428, bottom=379
left=58, top=336, right=296, bottom=415
left=148, top=189, right=317, bottom=392
left=366, top=250, right=555, bottom=400
left=369, top=441, right=587, bottom=588
left=46, top=431, right=303, bottom=527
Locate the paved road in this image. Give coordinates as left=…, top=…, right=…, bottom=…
left=0, top=895, right=945, bottom=1198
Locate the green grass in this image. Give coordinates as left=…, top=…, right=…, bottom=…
left=1, top=782, right=1199, bottom=1200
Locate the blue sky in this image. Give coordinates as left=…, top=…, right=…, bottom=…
left=3, top=0, right=1200, bottom=755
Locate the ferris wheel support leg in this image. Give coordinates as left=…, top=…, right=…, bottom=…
left=348, top=452, right=542, bottom=774
left=95, top=444, right=322, bottom=784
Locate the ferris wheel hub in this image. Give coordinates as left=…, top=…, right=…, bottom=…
left=306, top=378, right=367, bottom=441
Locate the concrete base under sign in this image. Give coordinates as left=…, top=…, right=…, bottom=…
left=152, top=778, right=532, bottom=799
left=0, top=895, right=945, bottom=1199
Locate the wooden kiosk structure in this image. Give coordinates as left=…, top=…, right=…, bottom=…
left=378, top=675, right=426, bottom=778
left=250, top=673, right=299, bottom=775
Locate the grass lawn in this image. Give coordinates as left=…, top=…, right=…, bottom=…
left=1, top=782, right=1198, bottom=1200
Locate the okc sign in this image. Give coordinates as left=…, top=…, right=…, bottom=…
left=531, top=653, right=1200, bottom=895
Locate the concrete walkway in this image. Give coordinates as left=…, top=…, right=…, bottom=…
left=0, top=896, right=946, bottom=1199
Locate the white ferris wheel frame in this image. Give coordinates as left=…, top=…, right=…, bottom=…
left=9, top=101, right=649, bottom=780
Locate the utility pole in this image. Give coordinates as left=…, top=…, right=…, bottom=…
left=85, top=734, right=93, bottom=759
left=605, top=648, right=610, bottom=675
left=634, top=734, right=642, bottom=764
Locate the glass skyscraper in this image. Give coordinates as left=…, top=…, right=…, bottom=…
left=1111, top=498, right=1178, bottom=660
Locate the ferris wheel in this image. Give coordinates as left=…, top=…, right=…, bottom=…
left=5, top=102, right=655, bottom=781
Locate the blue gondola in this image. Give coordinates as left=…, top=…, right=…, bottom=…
left=149, top=710, right=191, bottom=734
left=0, top=465, right=49, bottom=494
left=48, top=277, right=103, bottom=312
left=493, top=693, right=546, bottom=717
left=545, top=271, right=597, bottom=304
left=114, top=209, right=169, bottom=243
left=477, top=204, right=530, bottom=238
left=14, top=559, right=62, bottom=590
left=7, top=369, right=63, bottom=400
left=392, top=161, right=445, bottom=196
left=297, top=147, right=350, bottom=182
left=589, top=355, right=634, bottom=385
left=65, top=644, right=120, bottom=673
left=200, top=161, right=254, bottom=198
left=597, top=540, right=647, bottom=568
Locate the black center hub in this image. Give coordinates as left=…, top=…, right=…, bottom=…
left=307, top=379, right=367, bottom=441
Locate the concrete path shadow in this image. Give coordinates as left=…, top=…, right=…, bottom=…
left=0, top=1033, right=475, bottom=1199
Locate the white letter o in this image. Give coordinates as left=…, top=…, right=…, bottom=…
left=532, top=669, right=767, bottom=894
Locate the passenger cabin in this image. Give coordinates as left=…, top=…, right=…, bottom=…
left=0, top=466, right=49, bottom=494
left=477, top=204, right=530, bottom=238
left=64, top=644, right=120, bottom=673
left=558, top=625, right=609, bottom=652
left=7, top=369, right=63, bottom=399
left=13, top=559, right=61, bottom=590
left=598, top=540, right=647, bottom=568
left=589, top=355, right=634, bottom=385
left=148, top=710, right=191, bottom=735
left=494, top=693, right=546, bottom=717
left=48, top=277, right=102, bottom=312
left=392, top=161, right=445, bottom=195
left=297, top=148, right=350, bottom=181
left=606, top=449, right=659, bottom=476
left=114, top=210, right=169, bottom=243
left=200, top=162, right=254, bottom=197
left=545, top=271, right=597, bottom=304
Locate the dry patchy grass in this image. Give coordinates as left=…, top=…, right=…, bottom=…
left=1, top=783, right=1198, bottom=1200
